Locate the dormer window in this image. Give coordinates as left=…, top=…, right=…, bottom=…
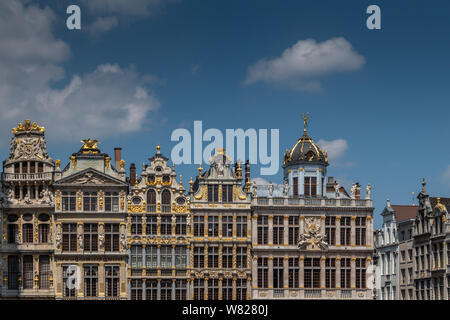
left=208, top=185, right=219, bottom=203
left=148, top=175, right=155, bottom=184
left=304, top=177, right=317, bottom=197
left=162, top=175, right=170, bottom=183
left=222, top=185, right=233, bottom=203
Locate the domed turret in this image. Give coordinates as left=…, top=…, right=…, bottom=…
left=283, top=113, right=328, bottom=198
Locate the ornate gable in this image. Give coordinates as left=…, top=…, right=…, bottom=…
left=54, top=168, right=128, bottom=187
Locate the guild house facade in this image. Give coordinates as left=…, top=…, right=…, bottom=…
left=0, top=118, right=374, bottom=300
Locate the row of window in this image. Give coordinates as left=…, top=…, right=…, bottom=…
left=62, top=223, right=120, bottom=252
left=7, top=223, right=49, bottom=244
left=130, top=245, right=187, bottom=268
left=257, top=216, right=366, bottom=246
left=193, top=216, right=248, bottom=237
left=63, top=265, right=120, bottom=298
left=193, top=279, right=247, bottom=300
left=257, top=257, right=367, bottom=289
left=7, top=255, right=51, bottom=290
left=193, top=246, right=248, bottom=269
left=13, top=161, right=45, bottom=174
left=62, top=192, right=120, bottom=212
left=130, top=215, right=187, bottom=236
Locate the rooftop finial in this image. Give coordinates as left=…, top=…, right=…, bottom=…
left=421, top=178, right=426, bottom=193
left=302, top=112, right=311, bottom=136
left=156, top=145, right=161, bottom=153
left=386, top=198, right=391, bottom=207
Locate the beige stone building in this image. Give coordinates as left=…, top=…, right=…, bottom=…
left=52, top=140, right=129, bottom=299
left=251, top=121, right=374, bottom=299
left=0, top=120, right=55, bottom=299
left=189, top=149, right=252, bottom=300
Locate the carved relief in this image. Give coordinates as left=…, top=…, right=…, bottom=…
left=298, top=217, right=328, bottom=250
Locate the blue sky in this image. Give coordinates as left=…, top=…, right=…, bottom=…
left=1, top=0, right=450, bottom=228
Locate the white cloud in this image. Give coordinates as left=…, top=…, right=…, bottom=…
left=244, top=37, right=365, bottom=91
left=0, top=1, right=161, bottom=146
left=89, top=16, right=119, bottom=36
left=317, top=138, right=355, bottom=167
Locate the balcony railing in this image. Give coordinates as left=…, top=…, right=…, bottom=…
left=161, top=205, right=171, bottom=213
left=304, top=289, right=322, bottom=298
left=273, top=289, right=285, bottom=298
left=340, top=290, right=352, bottom=299
left=147, top=204, right=156, bottom=213
left=253, top=197, right=371, bottom=207
left=2, top=172, right=53, bottom=181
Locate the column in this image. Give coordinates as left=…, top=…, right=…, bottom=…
left=283, top=257, right=289, bottom=289
left=218, top=215, right=223, bottom=238
left=157, top=279, right=161, bottom=300
left=247, top=214, right=251, bottom=240
left=366, top=216, right=372, bottom=247
left=299, top=256, right=304, bottom=289
left=351, top=216, right=356, bottom=247
left=268, top=256, right=273, bottom=291
left=33, top=254, right=39, bottom=290
left=268, top=215, right=273, bottom=246
left=252, top=214, right=258, bottom=247
left=204, top=215, right=208, bottom=237
left=218, top=278, right=223, bottom=300
left=204, top=245, right=208, bottom=269
left=98, top=262, right=105, bottom=298
left=77, top=262, right=84, bottom=299
left=232, top=215, right=237, bottom=238
left=283, top=216, right=289, bottom=246
left=336, top=217, right=341, bottom=246
left=351, top=257, right=356, bottom=289
left=336, top=257, right=341, bottom=289
left=252, top=256, right=258, bottom=289
left=320, top=256, right=326, bottom=289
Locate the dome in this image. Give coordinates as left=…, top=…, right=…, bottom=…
left=283, top=128, right=328, bottom=167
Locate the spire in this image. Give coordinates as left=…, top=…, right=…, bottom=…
left=421, top=178, right=427, bottom=193
left=386, top=198, right=391, bottom=208
left=156, top=144, right=161, bottom=154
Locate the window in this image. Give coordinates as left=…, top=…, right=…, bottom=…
left=273, top=216, right=284, bottom=245
left=208, top=246, right=219, bottom=268
left=146, top=216, right=157, bottom=235
left=8, top=256, right=19, bottom=289
left=273, top=257, right=284, bottom=289
left=257, top=216, right=268, bottom=245
left=39, top=255, right=50, bottom=289
left=146, top=280, right=158, bottom=300
left=23, top=255, right=34, bottom=289
left=83, top=192, right=97, bottom=211
left=131, top=216, right=142, bottom=235
left=8, top=224, right=18, bottom=244
left=325, top=217, right=336, bottom=246
left=160, top=216, right=171, bottom=235
left=288, top=258, right=299, bottom=288
left=131, top=279, right=143, bottom=300
left=84, top=224, right=98, bottom=252
left=62, top=265, right=76, bottom=297
left=105, top=192, right=119, bottom=211
left=257, top=258, right=268, bottom=288
left=222, top=279, right=233, bottom=300
left=62, top=223, right=77, bottom=252
left=222, top=216, right=233, bottom=237
left=23, top=223, right=33, bottom=243
left=194, top=247, right=204, bottom=268
left=236, top=279, right=247, bottom=300
left=293, top=177, right=298, bottom=196
left=146, top=246, right=157, bottom=268
left=288, top=216, right=299, bottom=245
left=236, top=216, right=247, bottom=237
left=356, top=259, right=366, bottom=289
left=160, top=280, right=172, bottom=300
left=208, top=279, right=219, bottom=300
left=222, top=246, right=233, bottom=268
left=104, top=224, right=119, bottom=252
left=175, top=246, right=187, bottom=268
left=401, top=250, right=406, bottom=263
left=84, top=265, right=98, bottom=297
left=147, top=189, right=156, bottom=212
left=39, top=224, right=49, bottom=243
left=325, top=258, right=336, bottom=288
left=355, top=217, right=366, bottom=246
left=105, top=266, right=119, bottom=298
left=222, top=185, right=233, bottom=203
left=304, top=177, right=317, bottom=197
left=131, top=245, right=142, bottom=268
left=340, top=217, right=351, bottom=246
left=193, top=279, right=204, bottom=300
left=194, top=216, right=204, bottom=237
left=304, top=258, right=320, bottom=288
left=160, top=246, right=172, bottom=268
left=175, top=216, right=186, bottom=235
left=161, top=190, right=171, bottom=213
left=340, top=258, right=351, bottom=288
left=208, top=215, right=219, bottom=237
left=236, top=246, right=247, bottom=268
left=175, top=280, right=187, bottom=300
left=62, top=192, right=76, bottom=211
left=208, top=185, right=219, bottom=203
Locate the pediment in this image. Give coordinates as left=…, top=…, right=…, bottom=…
left=54, top=168, right=127, bottom=186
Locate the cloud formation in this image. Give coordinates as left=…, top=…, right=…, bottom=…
left=317, top=138, right=355, bottom=167
left=89, top=16, right=119, bottom=36
left=0, top=1, right=161, bottom=146
left=244, top=37, right=365, bottom=91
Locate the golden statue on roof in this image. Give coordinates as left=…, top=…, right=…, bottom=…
left=11, top=119, right=46, bottom=134
left=81, top=139, right=100, bottom=154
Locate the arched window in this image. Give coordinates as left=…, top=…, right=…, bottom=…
left=147, top=189, right=156, bottom=212
left=161, top=189, right=171, bottom=213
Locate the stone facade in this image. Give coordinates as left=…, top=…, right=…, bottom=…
left=0, top=119, right=375, bottom=300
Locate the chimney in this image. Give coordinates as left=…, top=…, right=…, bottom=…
left=130, top=163, right=136, bottom=186
left=114, top=148, right=122, bottom=169
left=244, top=160, right=250, bottom=185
